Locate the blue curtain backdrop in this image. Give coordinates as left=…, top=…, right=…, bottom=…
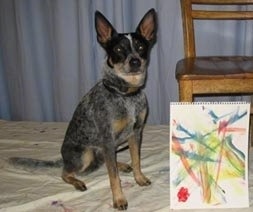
left=0, top=0, right=252, bottom=124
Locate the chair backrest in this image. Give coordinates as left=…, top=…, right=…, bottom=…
left=181, top=0, right=253, bottom=58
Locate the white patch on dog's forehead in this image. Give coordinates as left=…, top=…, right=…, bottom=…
left=125, top=34, right=132, bottom=43
left=125, top=34, right=133, bottom=49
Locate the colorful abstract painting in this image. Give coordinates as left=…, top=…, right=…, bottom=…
left=170, top=102, right=250, bottom=209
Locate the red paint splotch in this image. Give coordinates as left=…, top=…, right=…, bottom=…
left=177, top=187, right=190, bottom=202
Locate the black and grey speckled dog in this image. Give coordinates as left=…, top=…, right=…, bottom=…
left=10, top=9, right=157, bottom=210
left=61, top=9, right=157, bottom=210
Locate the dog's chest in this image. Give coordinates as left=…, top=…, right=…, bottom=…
left=111, top=94, right=146, bottom=143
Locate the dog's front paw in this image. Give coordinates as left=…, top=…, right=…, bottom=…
left=113, top=198, right=128, bottom=210
left=135, top=174, right=151, bottom=186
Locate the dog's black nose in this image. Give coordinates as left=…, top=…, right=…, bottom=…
left=129, top=58, right=141, bottom=68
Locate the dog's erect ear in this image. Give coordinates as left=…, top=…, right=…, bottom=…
left=136, top=9, right=157, bottom=43
left=95, top=11, right=117, bottom=46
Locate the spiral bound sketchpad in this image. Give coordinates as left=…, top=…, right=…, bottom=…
left=170, top=102, right=250, bottom=209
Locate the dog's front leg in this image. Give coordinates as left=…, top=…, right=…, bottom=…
left=128, top=132, right=151, bottom=186
left=103, top=145, right=128, bottom=210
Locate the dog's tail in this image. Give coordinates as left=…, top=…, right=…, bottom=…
left=8, top=145, right=128, bottom=172
left=8, top=157, right=63, bottom=169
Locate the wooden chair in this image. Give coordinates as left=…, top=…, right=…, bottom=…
left=176, top=0, right=253, bottom=146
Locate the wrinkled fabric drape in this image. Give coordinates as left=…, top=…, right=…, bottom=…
left=0, top=0, right=252, bottom=124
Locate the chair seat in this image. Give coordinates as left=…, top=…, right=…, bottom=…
left=176, top=56, right=253, bottom=80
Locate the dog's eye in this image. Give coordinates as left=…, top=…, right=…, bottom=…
left=114, top=46, right=123, bottom=53
left=136, top=44, right=145, bottom=53
left=138, top=45, right=144, bottom=51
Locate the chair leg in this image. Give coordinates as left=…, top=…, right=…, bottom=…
left=179, top=80, right=193, bottom=102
